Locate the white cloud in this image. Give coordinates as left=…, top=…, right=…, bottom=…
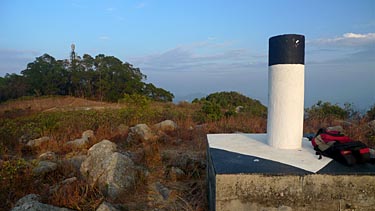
left=343, top=33, right=369, bottom=39
left=99, top=36, right=110, bottom=40
left=129, top=41, right=264, bottom=74
left=309, top=32, right=375, bottom=46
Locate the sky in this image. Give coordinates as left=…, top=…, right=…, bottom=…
left=0, top=0, right=374, bottom=110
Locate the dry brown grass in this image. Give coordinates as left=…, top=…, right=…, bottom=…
left=0, top=96, right=118, bottom=118
left=48, top=179, right=104, bottom=211
left=1, top=96, right=374, bottom=211
left=0, top=158, right=36, bottom=210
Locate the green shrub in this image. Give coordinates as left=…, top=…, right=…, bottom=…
left=366, top=104, right=375, bottom=121
left=0, top=119, right=20, bottom=151
left=305, top=101, right=349, bottom=120
left=119, top=93, right=151, bottom=108
left=193, top=101, right=222, bottom=123
left=0, top=158, right=34, bottom=211
left=193, top=91, right=267, bottom=118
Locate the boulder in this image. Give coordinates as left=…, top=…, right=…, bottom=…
left=127, top=124, right=154, bottom=144
left=26, top=136, right=50, bottom=148
left=65, top=137, right=89, bottom=149
left=235, top=106, right=244, bottom=113
left=50, top=177, right=78, bottom=194
left=80, top=140, right=136, bottom=200
left=161, top=150, right=205, bottom=171
left=39, top=151, right=57, bottom=161
left=65, top=130, right=95, bottom=150
left=96, top=202, right=120, bottom=211
left=33, top=160, right=57, bottom=176
left=82, top=130, right=95, bottom=139
left=154, top=120, right=178, bottom=132
left=11, top=194, right=74, bottom=211
left=64, top=155, right=87, bottom=172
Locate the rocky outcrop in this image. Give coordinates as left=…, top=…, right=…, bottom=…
left=80, top=140, right=136, bottom=200
left=32, top=160, right=57, bottom=176
left=154, top=120, right=178, bottom=132
left=26, top=136, right=50, bottom=148
left=126, top=124, right=155, bottom=144
left=11, top=194, right=74, bottom=211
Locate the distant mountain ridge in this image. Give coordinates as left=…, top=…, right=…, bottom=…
left=174, top=92, right=207, bottom=103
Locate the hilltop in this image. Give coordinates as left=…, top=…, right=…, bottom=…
left=1, top=95, right=374, bottom=210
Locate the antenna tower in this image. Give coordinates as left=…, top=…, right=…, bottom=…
left=70, top=44, right=76, bottom=62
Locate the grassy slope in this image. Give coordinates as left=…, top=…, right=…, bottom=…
left=0, top=96, right=373, bottom=210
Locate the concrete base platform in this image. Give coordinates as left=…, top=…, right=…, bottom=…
left=207, top=134, right=375, bottom=211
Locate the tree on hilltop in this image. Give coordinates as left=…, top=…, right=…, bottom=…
left=0, top=53, right=174, bottom=103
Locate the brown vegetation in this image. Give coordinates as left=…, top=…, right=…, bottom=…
left=0, top=96, right=374, bottom=211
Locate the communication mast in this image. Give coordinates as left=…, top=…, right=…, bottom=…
left=70, top=44, right=76, bottom=62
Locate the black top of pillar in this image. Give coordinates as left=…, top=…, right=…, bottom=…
left=269, top=34, right=305, bottom=66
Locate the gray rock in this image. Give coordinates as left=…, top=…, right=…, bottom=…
left=39, top=151, right=57, bottom=161
left=161, top=150, right=205, bottom=171
left=82, top=130, right=95, bottom=139
left=26, top=136, right=50, bottom=148
left=235, top=106, right=244, bottom=113
left=63, top=155, right=87, bottom=173
left=61, top=177, right=77, bottom=185
left=127, top=124, right=154, bottom=144
left=154, top=182, right=171, bottom=200
left=65, top=137, right=89, bottom=149
left=96, top=202, right=120, bottom=211
left=50, top=177, right=78, bottom=194
left=80, top=140, right=136, bottom=200
left=11, top=194, right=74, bottom=211
left=154, top=120, right=178, bottom=132
left=64, top=130, right=95, bottom=150
left=86, top=139, right=117, bottom=157
left=33, top=160, right=57, bottom=176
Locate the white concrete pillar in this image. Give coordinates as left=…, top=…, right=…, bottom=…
left=267, top=34, right=305, bottom=149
